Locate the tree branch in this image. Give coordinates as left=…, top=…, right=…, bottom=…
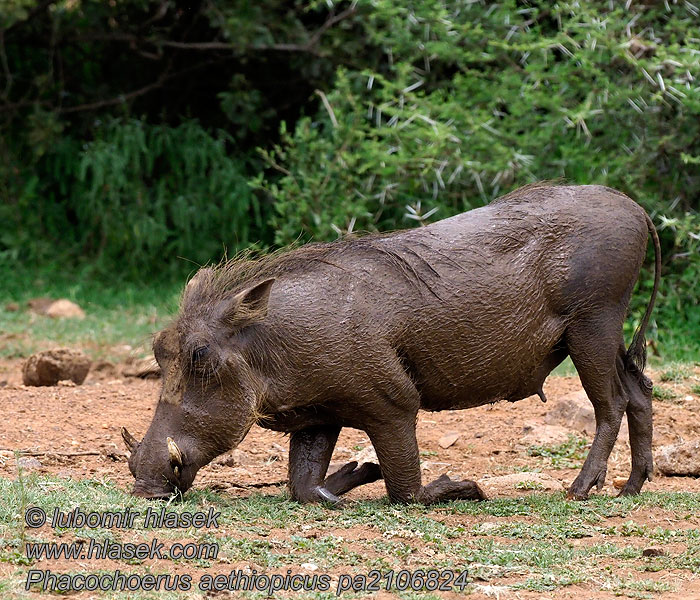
left=68, top=3, right=358, bottom=56
left=307, top=4, right=358, bottom=48
left=57, top=57, right=228, bottom=114
left=58, top=68, right=172, bottom=114
left=3, top=0, right=57, bottom=35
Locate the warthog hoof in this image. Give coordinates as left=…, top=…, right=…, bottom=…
left=417, top=474, right=487, bottom=504
left=324, top=461, right=383, bottom=497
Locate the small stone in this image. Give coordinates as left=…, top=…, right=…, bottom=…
left=438, top=432, right=460, bottom=449
left=612, top=477, right=628, bottom=489
left=17, top=457, right=42, bottom=470
left=45, top=299, right=85, bottom=319
left=301, top=563, right=318, bottom=571
left=655, top=441, right=700, bottom=476
left=22, top=349, right=92, bottom=386
left=642, top=547, right=666, bottom=557
left=4, top=302, right=19, bottom=312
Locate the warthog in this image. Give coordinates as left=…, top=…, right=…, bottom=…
left=123, top=183, right=660, bottom=504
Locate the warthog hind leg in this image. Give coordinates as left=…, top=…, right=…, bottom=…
left=618, top=357, right=654, bottom=496
left=367, top=417, right=486, bottom=504
left=566, top=318, right=630, bottom=500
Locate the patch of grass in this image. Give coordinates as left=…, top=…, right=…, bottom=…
left=551, top=357, right=577, bottom=376
left=659, top=363, right=693, bottom=383
left=610, top=577, right=674, bottom=598
left=652, top=385, right=677, bottom=402
left=690, top=383, right=700, bottom=395
left=0, top=266, right=180, bottom=362
left=3, top=475, right=700, bottom=598
left=515, top=480, right=544, bottom=491
left=527, top=435, right=589, bottom=469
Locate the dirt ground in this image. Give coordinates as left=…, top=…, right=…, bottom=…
left=2, top=359, right=700, bottom=497
left=2, top=358, right=700, bottom=599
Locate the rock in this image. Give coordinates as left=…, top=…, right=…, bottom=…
left=545, top=391, right=595, bottom=435
left=545, top=390, right=628, bottom=438
left=122, top=358, right=161, bottom=379
left=45, top=299, right=85, bottom=320
left=438, top=432, right=460, bottom=449
left=91, top=360, right=119, bottom=379
left=22, top=349, right=92, bottom=386
left=521, top=423, right=572, bottom=447
left=17, top=456, right=43, bottom=470
left=353, top=445, right=378, bottom=464
left=4, top=302, right=19, bottom=312
left=477, top=472, right=563, bottom=498
left=655, top=441, right=700, bottom=476
left=612, top=477, right=628, bottom=489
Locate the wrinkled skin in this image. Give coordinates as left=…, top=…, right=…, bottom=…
left=125, top=184, right=660, bottom=504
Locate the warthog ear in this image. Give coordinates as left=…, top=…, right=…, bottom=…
left=221, top=278, right=275, bottom=328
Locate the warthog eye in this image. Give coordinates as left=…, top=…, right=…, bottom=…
left=191, top=346, right=209, bottom=364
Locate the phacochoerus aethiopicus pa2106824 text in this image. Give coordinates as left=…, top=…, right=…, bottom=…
left=122, top=183, right=661, bottom=505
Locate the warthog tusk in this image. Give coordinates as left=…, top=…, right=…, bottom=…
left=167, top=437, right=183, bottom=468
left=121, top=427, right=139, bottom=452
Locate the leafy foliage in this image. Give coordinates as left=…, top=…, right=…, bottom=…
left=1, top=119, right=260, bottom=277
left=253, top=0, right=700, bottom=358
left=0, top=0, right=698, bottom=357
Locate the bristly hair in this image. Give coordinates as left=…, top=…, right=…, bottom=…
left=182, top=233, right=441, bottom=310
left=490, top=179, right=567, bottom=204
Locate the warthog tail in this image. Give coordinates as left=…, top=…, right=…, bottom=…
left=625, top=211, right=661, bottom=373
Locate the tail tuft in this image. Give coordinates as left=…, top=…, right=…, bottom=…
left=625, top=331, right=647, bottom=373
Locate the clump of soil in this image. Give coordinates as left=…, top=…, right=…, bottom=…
left=22, top=349, right=92, bottom=386
left=656, top=441, right=700, bottom=476
left=45, top=299, right=85, bottom=319
left=26, top=297, right=85, bottom=319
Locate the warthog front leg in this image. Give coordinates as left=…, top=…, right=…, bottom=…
left=367, top=417, right=486, bottom=504
left=288, top=426, right=382, bottom=504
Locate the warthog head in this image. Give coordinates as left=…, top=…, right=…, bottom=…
left=122, top=267, right=274, bottom=498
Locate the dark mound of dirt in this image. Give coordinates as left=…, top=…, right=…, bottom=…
left=22, top=349, right=92, bottom=386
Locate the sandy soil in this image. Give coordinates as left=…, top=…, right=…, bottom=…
left=1, top=360, right=699, bottom=497
left=1, top=359, right=700, bottom=599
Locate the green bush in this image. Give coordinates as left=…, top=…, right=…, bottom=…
left=1, top=0, right=698, bottom=359
left=1, top=119, right=264, bottom=278
left=253, top=0, right=700, bottom=359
